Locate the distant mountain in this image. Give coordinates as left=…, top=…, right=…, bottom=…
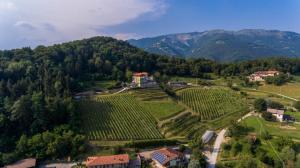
left=128, top=29, right=300, bottom=62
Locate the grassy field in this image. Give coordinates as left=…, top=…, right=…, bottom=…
left=258, top=83, right=300, bottom=100
left=242, top=116, right=300, bottom=140
left=79, top=93, right=163, bottom=141
left=243, top=89, right=294, bottom=106
left=141, top=101, right=185, bottom=120
left=131, top=87, right=186, bottom=120
left=178, top=88, right=248, bottom=120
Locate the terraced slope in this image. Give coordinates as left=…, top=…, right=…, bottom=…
left=178, top=88, right=248, bottom=120
left=79, top=93, right=163, bottom=141
left=161, top=88, right=248, bottom=138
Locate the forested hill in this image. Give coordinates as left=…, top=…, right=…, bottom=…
left=128, top=29, right=300, bottom=62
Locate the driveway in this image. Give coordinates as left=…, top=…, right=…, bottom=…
left=206, top=112, right=255, bottom=168
left=207, top=129, right=226, bottom=168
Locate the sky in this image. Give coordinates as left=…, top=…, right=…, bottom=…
left=0, top=0, right=299, bottom=49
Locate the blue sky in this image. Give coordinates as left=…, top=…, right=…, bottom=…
left=0, top=0, right=299, bottom=49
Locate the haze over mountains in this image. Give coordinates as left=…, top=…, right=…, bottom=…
left=128, top=29, right=300, bottom=62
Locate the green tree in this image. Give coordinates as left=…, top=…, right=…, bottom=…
left=16, top=135, right=28, bottom=156
left=254, top=98, right=267, bottom=112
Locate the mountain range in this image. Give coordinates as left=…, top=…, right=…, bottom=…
left=128, top=29, right=300, bottom=62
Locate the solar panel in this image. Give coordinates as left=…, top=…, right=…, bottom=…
left=152, top=152, right=167, bottom=164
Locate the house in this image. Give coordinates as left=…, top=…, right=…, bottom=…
left=167, top=81, right=187, bottom=87
left=132, top=72, right=157, bottom=88
left=4, top=158, right=36, bottom=168
left=267, top=108, right=284, bottom=122
left=151, top=148, right=185, bottom=168
left=201, top=130, right=215, bottom=144
left=248, top=70, right=280, bottom=82
left=86, top=154, right=130, bottom=168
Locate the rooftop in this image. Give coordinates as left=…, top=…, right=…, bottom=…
left=133, top=72, right=149, bottom=77
left=267, top=108, right=284, bottom=115
left=202, top=130, right=215, bottom=143
left=151, top=148, right=183, bottom=166
left=86, top=154, right=129, bottom=166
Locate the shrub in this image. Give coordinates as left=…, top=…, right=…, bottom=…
left=254, top=98, right=267, bottom=112
left=268, top=101, right=284, bottom=109
left=262, top=112, right=276, bottom=121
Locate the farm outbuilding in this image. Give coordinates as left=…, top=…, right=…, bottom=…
left=202, top=130, right=215, bottom=143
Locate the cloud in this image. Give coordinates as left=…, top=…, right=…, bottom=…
left=0, top=1, right=16, bottom=10
left=0, top=0, right=167, bottom=49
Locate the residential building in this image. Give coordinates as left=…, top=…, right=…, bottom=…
left=248, top=70, right=279, bottom=82
left=5, top=158, right=36, bottom=168
left=267, top=108, right=284, bottom=122
left=201, top=130, right=215, bottom=144
left=151, top=148, right=185, bottom=168
left=86, top=154, right=130, bottom=168
left=132, top=72, right=157, bottom=88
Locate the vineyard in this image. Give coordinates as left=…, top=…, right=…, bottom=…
left=160, top=88, right=248, bottom=138
left=79, top=93, right=163, bottom=141
left=178, top=88, right=248, bottom=120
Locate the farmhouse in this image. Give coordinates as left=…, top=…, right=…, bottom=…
left=151, top=148, right=185, bottom=168
left=86, top=154, right=130, bottom=168
left=248, top=70, right=279, bottom=82
left=132, top=72, right=157, bottom=88
left=4, top=158, right=36, bottom=168
left=202, top=130, right=215, bottom=144
left=267, top=108, right=284, bottom=122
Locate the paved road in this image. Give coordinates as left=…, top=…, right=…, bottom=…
left=207, top=129, right=227, bottom=168
left=206, top=112, right=255, bottom=168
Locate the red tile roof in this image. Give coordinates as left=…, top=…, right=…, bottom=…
left=5, top=158, right=36, bottom=168
left=152, top=148, right=183, bottom=165
left=133, top=72, right=148, bottom=77
left=86, top=154, right=129, bottom=166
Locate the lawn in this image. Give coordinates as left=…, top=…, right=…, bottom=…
left=141, top=100, right=185, bottom=120
left=243, top=89, right=294, bottom=106
left=93, top=80, right=117, bottom=89
left=258, top=83, right=300, bottom=100
left=242, top=116, right=300, bottom=140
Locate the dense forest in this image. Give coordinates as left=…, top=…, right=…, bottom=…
left=1, top=36, right=300, bottom=165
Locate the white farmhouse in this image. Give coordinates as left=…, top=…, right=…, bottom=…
left=267, top=108, right=284, bottom=122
